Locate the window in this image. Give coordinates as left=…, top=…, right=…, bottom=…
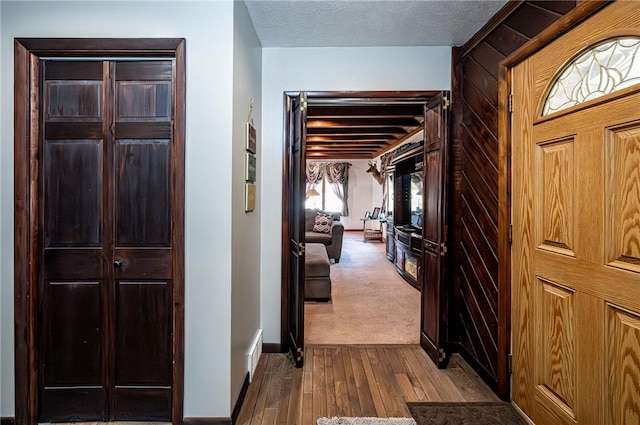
left=305, top=176, right=344, bottom=213
left=305, top=162, right=350, bottom=216
left=543, top=37, right=640, bottom=116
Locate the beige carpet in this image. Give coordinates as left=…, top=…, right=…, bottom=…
left=305, top=231, right=420, bottom=344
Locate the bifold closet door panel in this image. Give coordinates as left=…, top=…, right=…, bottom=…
left=41, top=60, right=109, bottom=421
left=111, top=60, right=174, bottom=421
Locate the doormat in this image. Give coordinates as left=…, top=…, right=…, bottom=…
left=317, top=417, right=417, bottom=425
left=407, top=402, right=529, bottom=425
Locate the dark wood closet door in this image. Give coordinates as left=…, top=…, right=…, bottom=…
left=39, top=59, right=174, bottom=422
left=421, top=93, right=450, bottom=367
left=40, top=60, right=109, bottom=421
left=111, top=61, right=173, bottom=420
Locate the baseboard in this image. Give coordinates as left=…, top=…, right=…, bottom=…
left=183, top=417, right=231, bottom=425
left=231, top=373, right=250, bottom=425
left=262, top=342, right=282, bottom=353
left=1, top=418, right=16, bottom=425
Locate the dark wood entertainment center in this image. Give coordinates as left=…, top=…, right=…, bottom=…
left=385, top=143, right=424, bottom=291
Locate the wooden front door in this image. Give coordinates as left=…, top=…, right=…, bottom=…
left=421, top=93, right=450, bottom=367
left=38, top=59, right=177, bottom=421
left=511, top=3, right=640, bottom=423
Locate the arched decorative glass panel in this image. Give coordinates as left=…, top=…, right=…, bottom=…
left=542, top=37, right=640, bottom=116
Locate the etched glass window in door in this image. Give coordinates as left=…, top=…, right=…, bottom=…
left=542, top=37, right=640, bottom=116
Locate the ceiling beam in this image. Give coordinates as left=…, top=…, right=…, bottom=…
left=307, top=127, right=409, bottom=136
left=307, top=135, right=395, bottom=142
left=307, top=117, right=421, bottom=128
left=307, top=153, right=375, bottom=159
left=307, top=104, right=424, bottom=117
left=307, top=141, right=390, bottom=147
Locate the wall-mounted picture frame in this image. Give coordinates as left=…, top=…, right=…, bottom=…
left=245, top=183, right=256, bottom=212
left=245, top=153, right=256, bottom=182
left=245, top=122, right=257, bottom=154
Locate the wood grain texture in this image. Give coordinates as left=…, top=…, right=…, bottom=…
left=538, top=138, right=575, bottom=255
left=607, top=306, right=640, bottom=425
left=496, top=61, right=512, bottom=403
left=237, top=347, right=499, bottom=425
left=511, top=57, right=535, bottom=415
left=607, top=126, right=640, bottom=272
left=13, top=41, right=39, bottom=425
left=13, top=38, right=186, bottom=425
left=452, top=1, right=578, bottom=398
left=538, top=279, right=576, bottom=414
left=509, top=4, right=640, bottom=425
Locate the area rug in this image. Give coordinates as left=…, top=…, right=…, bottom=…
left=317, top=417, right=417, bottom=425
left=407, top=402, right=529, bottom=425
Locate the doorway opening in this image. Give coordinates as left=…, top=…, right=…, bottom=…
left=281, top=91, right=450, bottom=367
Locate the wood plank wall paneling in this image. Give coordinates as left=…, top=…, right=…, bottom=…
left=450, top=0, right=578, bottom=393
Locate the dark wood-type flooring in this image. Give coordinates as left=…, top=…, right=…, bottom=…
left=237, top=345, right=499, bottom=425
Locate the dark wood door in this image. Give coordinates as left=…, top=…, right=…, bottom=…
left=39, top=59, right=175, bottom=421
left=421, top=92, right=450, bottom=367
left=287, top=93, right=307, bottom=367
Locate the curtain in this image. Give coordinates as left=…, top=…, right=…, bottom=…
left=305, top=162, right=324, bottom=208
left=305, top=162, right=350, bottom=216
left=325, top=162, right=350, bottom=216
left=305, top=162, right=324, bottom=184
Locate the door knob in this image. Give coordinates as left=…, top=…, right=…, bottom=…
left=114, top=259, right=123, bottom=268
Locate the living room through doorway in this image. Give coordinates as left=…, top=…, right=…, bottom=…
left=304, top=230, right=421, bottom=344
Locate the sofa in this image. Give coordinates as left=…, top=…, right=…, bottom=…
left=305, top=209, right=344, bottom=263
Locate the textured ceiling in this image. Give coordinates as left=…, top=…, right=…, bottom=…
left=244, top=0, right=509, bottom=48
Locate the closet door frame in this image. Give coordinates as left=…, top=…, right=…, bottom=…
left=14, top=38, right=186, bottom=425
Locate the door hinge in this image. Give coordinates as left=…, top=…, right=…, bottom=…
left=298, top=242, right=305, bottom=256
left=438, top=348, right=447, bottom=363
left=440, top=242, right=448, bottom=257
left=507, top=93, right=513, bottom=113
left=443, top=96, right=450, bottom=110
left=507, top=353, right=513, bottom=373
left=296, top=347, right=304, bottom=362
left=508, top=224, right=513, bottom=245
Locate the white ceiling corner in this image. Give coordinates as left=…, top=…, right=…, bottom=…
left=243, top=0, right=510, bottom=48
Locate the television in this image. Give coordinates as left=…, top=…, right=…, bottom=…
left=409, top=171, right=423, bottom=229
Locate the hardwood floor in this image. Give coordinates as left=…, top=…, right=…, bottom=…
left=237, top=345, right=499, bottom=425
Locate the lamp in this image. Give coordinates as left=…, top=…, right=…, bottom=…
left=306, top=188, right=320, bottom=199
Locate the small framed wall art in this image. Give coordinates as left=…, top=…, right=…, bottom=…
left=245, top=153, right=256, bottom=182
left=245, top=183, right=256, bottom=212
left=245, top=122, right=256, bottom=154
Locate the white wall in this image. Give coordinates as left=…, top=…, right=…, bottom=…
left=368, top=158, right=384, bottom=228
left=231, top=0, right=262, bottom=412
left=0, top=1, right=236, bottom=418
left=341, top=159, right=377, bottom=230
left=260, top=47, right=451, bottom=343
